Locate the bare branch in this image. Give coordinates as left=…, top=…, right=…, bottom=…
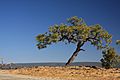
left=80, top=49, right=85, bottom=51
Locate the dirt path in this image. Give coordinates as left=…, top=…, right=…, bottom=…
left=0, top=73, right=62, bottom=80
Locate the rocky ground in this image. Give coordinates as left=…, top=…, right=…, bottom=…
left=0, top=66, right=120, bottom=80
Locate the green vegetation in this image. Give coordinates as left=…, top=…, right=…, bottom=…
left=101, top=47, right=120, bottom=69
left=36, top=16, right=112, bottom=66
left=116, top=40, right=120, bottom=45
left=101, top=40, right=120, bottom=69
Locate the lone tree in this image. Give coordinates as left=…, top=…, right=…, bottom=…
left=36, top=16, right=112, bottom=66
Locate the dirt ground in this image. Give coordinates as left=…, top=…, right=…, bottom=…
left=0, top=66, right=120, bottom=80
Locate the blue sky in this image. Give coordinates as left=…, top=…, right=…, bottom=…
left=0, top=0, right=120, bottom=63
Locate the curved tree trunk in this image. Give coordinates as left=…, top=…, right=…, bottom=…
left=65, top=48, right=80, bottom=66
left=65, top=42, right=84, bottom=66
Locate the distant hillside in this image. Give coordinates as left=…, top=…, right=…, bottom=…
left=14, top=62, right=102, bottom=68
left=71, top=62, right=102, bottom=67
left=1, top=62, right=120, bottom=69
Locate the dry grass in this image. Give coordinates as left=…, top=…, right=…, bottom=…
left=1, top=66, right=120, bottom=80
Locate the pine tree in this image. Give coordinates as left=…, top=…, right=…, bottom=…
left=36, top=16, right=112, bottom=66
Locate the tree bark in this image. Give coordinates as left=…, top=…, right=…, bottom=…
left=65, top=42, right=84, bottom=66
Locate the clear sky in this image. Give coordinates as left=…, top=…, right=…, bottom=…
left=0, top=0, right=120, bottom=63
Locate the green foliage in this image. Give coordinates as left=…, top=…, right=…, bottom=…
left=101, top=47, right=120, bottom=69
left=116, top=40, right=120, bottom=45
left=36, top=16, right=112, bottom=50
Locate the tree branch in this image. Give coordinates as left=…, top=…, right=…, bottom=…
left=80, top=49, right=85, bottom=51
left=86, top=32, right=100, bottom=42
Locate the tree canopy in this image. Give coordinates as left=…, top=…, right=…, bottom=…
left=36, top=16, right=112, bottom=65
left=116, top=40, right=120, bottom=45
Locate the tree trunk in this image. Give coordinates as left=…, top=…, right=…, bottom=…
left=65, top=42, right=84, bottom=66
left=65, top=48, right=80, bottom=66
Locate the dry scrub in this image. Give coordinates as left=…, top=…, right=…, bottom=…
left=2, top=66, right=120, bottom=80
